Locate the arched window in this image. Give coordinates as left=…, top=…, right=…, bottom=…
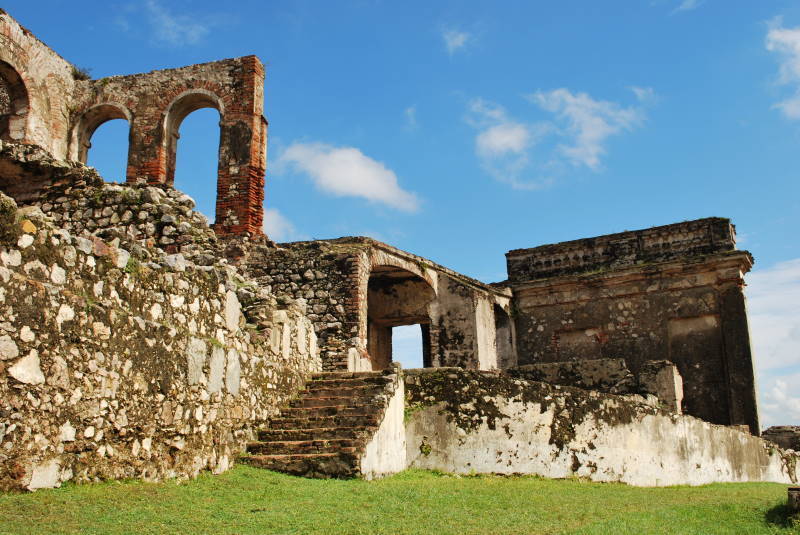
left=0, top=61, right=29, bottom=142
left=171, top=108, right=220, bottom=221
left=72, top=104, right=131, bottom=182
left=163, top=90, right=224, bottom=222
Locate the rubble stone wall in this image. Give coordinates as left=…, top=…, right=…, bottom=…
left=0, top=192, right=320, bottom=491
left=404, top=369, right=798, bottom=487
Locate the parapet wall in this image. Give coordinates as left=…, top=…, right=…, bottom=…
left=0, top=191, right=320, bottom=491
left=506, top=217, right=737, bottom=281
left=403, top=369, right=798, bottom=487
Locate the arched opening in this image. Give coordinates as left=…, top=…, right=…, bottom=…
left=367, top=265, right=435, bottom=370
left=164, top=90, right=223, bottom=222
left=172, top=108, right=221, bottom=221
left=494, top=304, right=516, bottom=369
left=0, top=61, right=29, bottom=143
left=72, top=104, right=131, bottom=182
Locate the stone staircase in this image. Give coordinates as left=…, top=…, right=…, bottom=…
left=242, top=367, right=402, bottom=478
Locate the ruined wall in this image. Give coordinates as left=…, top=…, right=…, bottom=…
left=506, top=218, right=759, bottom=433
left=241, top=237, right=514, bottom=372
left=0, top=10, right=266, bottom=237
left=404, top=369, right=798, bottom=487
left=0, top=190, right=320, bottom=491
left=69, top=56, right=267, bottom=236
left=0, top=11, right=77, bottom=158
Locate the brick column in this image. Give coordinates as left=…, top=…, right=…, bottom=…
left=213, top=56, right=265, bottom=237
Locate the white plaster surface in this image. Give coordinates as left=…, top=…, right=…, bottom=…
left=360, top=377, right=407, bottom=479
left=406, top=397, right=800, bottom=487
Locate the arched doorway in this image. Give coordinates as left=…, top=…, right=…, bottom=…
left=0, top=61, right=29, bottom=143
left=367, top=265, right=435, bottom=370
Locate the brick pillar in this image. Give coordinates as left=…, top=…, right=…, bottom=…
left=126, top=111, right=167, bottom=185
left=213, top=56, right=266, bottom=237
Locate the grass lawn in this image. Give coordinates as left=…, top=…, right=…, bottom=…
left=0, top=466, right=797, bottom=535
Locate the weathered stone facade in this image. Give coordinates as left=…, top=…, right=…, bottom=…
left=506, top=218, right=759, bottom=433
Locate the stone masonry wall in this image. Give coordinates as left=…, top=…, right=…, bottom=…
left=404, top=369, right=798, bottom=487
left=0, top=192, right=320, bottom=491
left=240, top=240, right=361, bottom=372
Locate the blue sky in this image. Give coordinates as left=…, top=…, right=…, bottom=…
left=9, top=0, right=800, bottom=427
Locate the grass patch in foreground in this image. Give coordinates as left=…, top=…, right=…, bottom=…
left=0, top=466, right=797, bottom=535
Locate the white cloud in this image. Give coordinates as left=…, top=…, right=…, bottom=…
left=530, top=88, right=644, bottom=170
left=477, top=123, right=531, bottom=158
left=466, top=99, right=546, bottom=190
left=277, top=142, right=419, bottom=212
left=405, top=106, right=418, bottom=129
left=442, top=29, right=471, bottom=55
left=466, top=90, right=647, bottom=188
left=630, top=86, right=657, bottom=103
left=262, top=208, right=301, bottom=242
left=766, top=20, right=800, bottom=120
left=672, top=0, right=703, bottom=13
left=746, top=258, right=800, bottom=427
left=144, top=0, right=210, bottom=46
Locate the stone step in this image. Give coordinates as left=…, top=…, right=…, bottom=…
left=311, top=371, right=386, bottom=380
left=269, top=414, right=380, bottom=430
left=289, top=396, right=381, bottom=409
left=242, top=453, right=359, bottom=478
left=280, top=405, right=382, bottom=419
left=301, top=385, right=386, bottom=398
left=306, top=377, right=393, bottom=390
left=258, top=427, right=367, bottom=442
left=248, top=439, right=361, bottom=456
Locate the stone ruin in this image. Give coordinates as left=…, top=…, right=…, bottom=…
left=0, top=10, right=797, bottom=490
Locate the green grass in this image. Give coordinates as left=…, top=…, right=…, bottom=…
left=0, top=466, right=797, bottom=535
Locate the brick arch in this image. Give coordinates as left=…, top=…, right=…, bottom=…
left=0, top=60, right=29, bottom=143
left=69, top=102, right=132, bottom=164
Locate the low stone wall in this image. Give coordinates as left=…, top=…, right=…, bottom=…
left=763, top=426, right=800, bottom=452
left=0, top=193, right=320, bottom=491
left=403, top=369, right=798, bottom=486
left=509, top=359, right=637, bottom=394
